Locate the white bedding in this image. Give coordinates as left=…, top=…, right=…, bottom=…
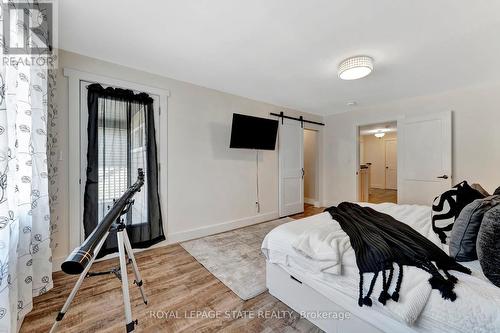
left=262, top=202, right=500, bottom=333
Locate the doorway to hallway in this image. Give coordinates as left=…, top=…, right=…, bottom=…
left=358, top=121, right=398, bottom=204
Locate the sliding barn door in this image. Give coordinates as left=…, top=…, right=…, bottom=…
left=279, top=119, right=304, bottom=216
left=399, top=111, right=452, bottom=205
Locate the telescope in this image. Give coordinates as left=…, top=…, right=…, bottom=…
left=61, top=168, right=145, bottom=275
left=51, top=169, right=148, bottom=333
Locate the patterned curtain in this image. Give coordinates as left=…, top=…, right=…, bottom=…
left=0, top=4, right=53, bottom=332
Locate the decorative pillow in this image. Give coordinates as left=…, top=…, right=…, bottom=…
left=477, top=205, right=500, bottom=287
left=471, top=183, right=490, bottom=197
left=494, top=186, right=500, bottom=195
left=431, top=181, right=485, bottom=244
left=449, top=196, right=500, bottom=261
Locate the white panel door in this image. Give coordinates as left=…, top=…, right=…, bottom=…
left=399, top=111, right=452, bottom=205
left=385, top=139, right=397, bottom=190
left=279, top=119, right=304, bottom=217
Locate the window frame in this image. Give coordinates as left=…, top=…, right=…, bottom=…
left=64, top=68, right=169, bottom=268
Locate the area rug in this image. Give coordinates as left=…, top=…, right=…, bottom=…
left=180, top=217, right=293, bottom=300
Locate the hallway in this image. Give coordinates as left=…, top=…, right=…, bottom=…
left=368, top=188, right=397, bottom=204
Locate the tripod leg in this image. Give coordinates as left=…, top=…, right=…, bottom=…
left=122, top=231, right=148, bottom=304
left=118, top=230, right=136, bottom=332
left=49, top=232, right=109, bottom=333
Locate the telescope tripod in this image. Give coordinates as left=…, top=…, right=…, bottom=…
left=49, top=221, right=148, bottom=333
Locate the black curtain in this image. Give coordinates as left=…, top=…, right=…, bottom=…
left=83, top=83, right=165, bottom=257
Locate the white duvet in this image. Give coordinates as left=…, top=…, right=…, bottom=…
left=261, top=203, right=500, bottom=333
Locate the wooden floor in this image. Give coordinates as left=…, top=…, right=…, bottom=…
left=290, top=204, right=324, bottom=219
left=368, top=188, right=397, bottom=204
left=21, top=205, right=323, bottom=333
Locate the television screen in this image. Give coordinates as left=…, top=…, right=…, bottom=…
left=229, top=113, right=279, bottom=150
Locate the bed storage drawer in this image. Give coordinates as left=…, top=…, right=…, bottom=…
left=266, top=262, right=383, bottom=333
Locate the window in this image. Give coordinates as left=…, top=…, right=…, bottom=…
left=95, top=97, right=148, bottom=225
left=78, top=81, right=165, bottom=257
left=67, top=70, right=168, bottom=252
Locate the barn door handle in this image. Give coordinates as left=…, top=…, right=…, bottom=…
left=301, top=168, right=305, bottom=179
left=437, top=175, right=449, bottom=179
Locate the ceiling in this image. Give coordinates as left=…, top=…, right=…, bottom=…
left=359, top=122, right=397, bottom=136
left=59, top=1, right=500, bottom=116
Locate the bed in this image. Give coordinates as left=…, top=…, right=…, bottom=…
left=262, top=202, right=500, bottom=333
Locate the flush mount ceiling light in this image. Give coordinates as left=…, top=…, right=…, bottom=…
left=374, top=131, right=385, bottom=138
left=338, top=56, right=374, bottom=80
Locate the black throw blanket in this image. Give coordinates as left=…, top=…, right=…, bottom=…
left=326, top=202, right=471, bottom=307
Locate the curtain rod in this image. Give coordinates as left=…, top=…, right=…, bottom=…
left=83, top=80, right=161, bottom=99
left=270, top=112, right=325, bottom=127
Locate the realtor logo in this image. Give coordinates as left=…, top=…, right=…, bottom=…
left=1, top=1, right=53, bottom=55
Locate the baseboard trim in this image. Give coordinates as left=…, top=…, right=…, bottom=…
left=304, top=197, right=320, bottom=207
left=167, top=211, right=280, bottom=244
left=52, top=211, right=280, bottom=273
left=322, top=200, right=341, bottom=208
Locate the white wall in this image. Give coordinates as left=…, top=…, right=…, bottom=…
left=53, top=50, right=323, bottom=265
left=323, top=81, right=500, bottom=206
left=362, top=132, right=397, bottom=189
left=303, top=129, right=318, bottom=203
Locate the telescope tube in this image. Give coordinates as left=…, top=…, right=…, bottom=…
left=61, top=169, right=145, bottom=275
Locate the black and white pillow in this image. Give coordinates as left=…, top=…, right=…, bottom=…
left=431, top=181, right=485, bottom=244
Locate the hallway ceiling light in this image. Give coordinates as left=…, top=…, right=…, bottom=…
left=338, top=56, right=374, bottom=80
left=374, top=132, right=385, bottom=138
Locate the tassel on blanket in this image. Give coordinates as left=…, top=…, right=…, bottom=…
left=327, top=202, right=472, bottom=308
left=428, top=275, right=457, bottom=301
left=444, top=270, right=458, bottom=285
left=358, top=271, right=380, bottom=307
left=392, top=263, right=403, bottom=302
left=358, top=273, right=364, bottom=307
left=421, top=260, right=461, bottom=301
left=380, top=266, right=395, bottom=304
left=359, top=260, right=460, bottom=308
left=365, top=271, right=379, bottom=306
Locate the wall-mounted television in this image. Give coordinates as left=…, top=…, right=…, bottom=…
left=229, top=113, right=279, bottom=150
